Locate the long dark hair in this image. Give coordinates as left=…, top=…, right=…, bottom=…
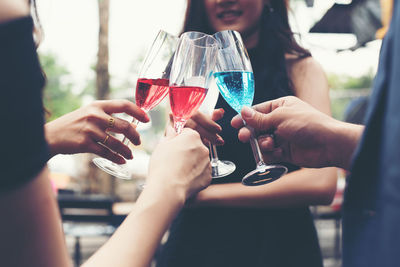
left=182, top=0, right=311, bottom=97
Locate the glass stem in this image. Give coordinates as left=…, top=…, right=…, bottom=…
left=208, top=142, right=219, bottom=166
left=248, top=126, right=266, bottom=168
left=121, top=118, right=140, bottom=146
left=174, top=119, right=186, bottom=134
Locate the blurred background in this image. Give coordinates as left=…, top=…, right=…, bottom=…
left=34, top=0, right=389, bottom=266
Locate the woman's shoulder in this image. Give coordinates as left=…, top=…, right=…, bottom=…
left=284, top=54, right=328, bottom=98
left=285, top=55, right=324, bottom=79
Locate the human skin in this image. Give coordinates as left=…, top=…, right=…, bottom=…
left=45, top=100, right=149, bottom=163
left=231, top=96, right=364, bottom=171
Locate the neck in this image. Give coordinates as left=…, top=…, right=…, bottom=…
left=243, top=28, right=260, bottom=49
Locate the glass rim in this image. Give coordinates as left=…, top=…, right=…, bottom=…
left=213, top=30, right=244, bottom=45
left=180, top=31, right=218, bottom=48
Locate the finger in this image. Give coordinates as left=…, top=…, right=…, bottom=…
left=164, top=124, right=178, bottom=139
left=251, top=97, right=287, bottom=114
left=191, top=111, right=222, bottom=133
left=211, top=108, right=224, bottom=121
left=185, top=119, right=224, bottom=145
left=237, top=127, right=252, bottom=143
left=94, top=132, right=133, bottom=160
left=261, top=148, right=283, bottom=164
left=231, top=114, right=245, bottom=129
left=92, top=143, right=126, bottom=164
left=97, top=100, right=150, bottom=123
left=106, top=117, right=142, bottom=146
left=240, top=106, right=276, bottom=133
left=258, top=135, right=275, bottom=151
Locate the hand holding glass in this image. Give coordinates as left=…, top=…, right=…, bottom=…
left=213, top=30, right=288, bottom=186
left=93, top=30, right=178, bottom=179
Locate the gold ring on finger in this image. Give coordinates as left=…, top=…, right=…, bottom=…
left=108, top=117, right=115, bottom=128
left=102, top=134, right=110, bottom=145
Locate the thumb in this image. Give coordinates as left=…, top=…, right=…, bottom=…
left=241, top=106, right=275, bottom=132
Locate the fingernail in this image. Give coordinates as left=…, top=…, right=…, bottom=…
left=261, top=140, right=269, bottom=148
left=242, top=106, right=254, bottom=119
left=219, top=108, right=225, bottom=114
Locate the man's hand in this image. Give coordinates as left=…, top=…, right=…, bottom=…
left=231, top=96, right=363, bottom=170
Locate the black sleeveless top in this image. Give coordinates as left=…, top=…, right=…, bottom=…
left=156, top=42, right=323, bottom=267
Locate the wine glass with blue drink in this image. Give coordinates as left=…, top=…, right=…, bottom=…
left=198, top=78, right=236, bottom=178
left=213, top=30, right=288, bottom=186
left=169, top=32, right=218, bottom=134
left=93, top=30, right=178, bottom=179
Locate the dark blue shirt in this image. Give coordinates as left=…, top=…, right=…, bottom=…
left=343, top=2, right=400, bottom=266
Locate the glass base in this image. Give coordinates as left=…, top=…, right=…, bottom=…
left=92, top=157, right=132, bottom=180
left=242, top=165, right=288, bottom=186
left=212, top=160, right=236, bottom=179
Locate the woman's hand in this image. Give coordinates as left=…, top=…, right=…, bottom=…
left=147, top=128, right=212, bottom=202
left=45, top=100, right=149, bottom=164
left=167, top=109, right=225, bottom=145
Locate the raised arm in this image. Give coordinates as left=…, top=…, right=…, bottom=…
left=83, top=128, right=211, bottom=267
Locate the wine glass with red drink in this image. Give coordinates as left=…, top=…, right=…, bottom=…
left=93, top=30, right=178, bottom=179
left=169, top=32, right=218, bottom=134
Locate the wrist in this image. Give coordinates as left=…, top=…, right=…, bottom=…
left=44, top=123, right=59, bottom=158
left=328, top=120, right=363, bottom=170
left=144, top=175, right=187, bottom=208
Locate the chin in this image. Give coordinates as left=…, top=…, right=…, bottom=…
left=214, top=24, right=244, bottom=34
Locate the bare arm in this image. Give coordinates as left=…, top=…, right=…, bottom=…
left=0, top=169, right=71, bottom=267
left=194, top=168, right=336, bottom=208
left=83, top=129, right=211, bottom=267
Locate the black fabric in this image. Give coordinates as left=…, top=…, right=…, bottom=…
left=156, top=35, right=323, bottom=267
left=0, top=17, right=49, bottom=192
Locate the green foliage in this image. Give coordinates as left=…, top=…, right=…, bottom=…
left=328, top=69, right=375, bottom=120
left=327, top=69, right=375, bottom=90
left=40, top=52, right=82, bottom=121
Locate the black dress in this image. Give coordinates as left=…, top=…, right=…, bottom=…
left=156, top=40, right=323, bottom=267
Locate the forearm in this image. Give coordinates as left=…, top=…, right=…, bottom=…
left=193, top=167, right=337, bottom=208
left=0, top=168, right=70, bottom=267
left=83, top=185, right=185, bottom=267
left=45, top=121, right=61, bottom=158
left=328, top=121, right=364, bottom=170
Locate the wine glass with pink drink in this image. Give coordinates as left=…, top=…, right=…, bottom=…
left=93, top=30, right=178, bottom=179
left=169, top=32, right=218, bottom=134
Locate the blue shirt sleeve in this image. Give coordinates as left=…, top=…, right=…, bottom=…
left=0, top=16, right=50, bottom=192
